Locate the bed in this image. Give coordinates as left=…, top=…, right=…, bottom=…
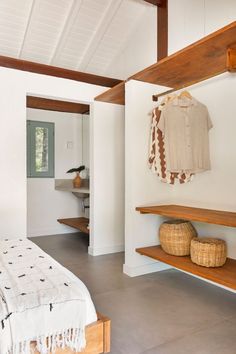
left=0, top=238, right=110, bottom=354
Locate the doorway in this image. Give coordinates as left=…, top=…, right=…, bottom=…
left=26, top=95, right=90, bottom=243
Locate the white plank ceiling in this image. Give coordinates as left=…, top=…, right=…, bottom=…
left=0, top=0, right=152, bottom=78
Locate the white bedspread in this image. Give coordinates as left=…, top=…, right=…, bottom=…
left=0, top=238, right=97, bottom=354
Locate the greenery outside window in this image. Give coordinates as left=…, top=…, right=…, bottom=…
left=27, top=120, right=55, bottom=178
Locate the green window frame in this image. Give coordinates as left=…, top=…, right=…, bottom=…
left=27, top=120, right=55, bottom=178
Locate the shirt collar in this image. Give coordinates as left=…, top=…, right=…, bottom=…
left=171, top=97, right=198, bottom=107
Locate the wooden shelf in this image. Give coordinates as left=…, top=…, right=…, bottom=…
left=95, top=81, right=125, bottom=105
left=136, top=245, right=236, bottom=291
left=58, top=217, right=89, bottom=234
left=95, top=22, right=236, bottom=105
left=131, top=21, right=236, bottom=89
left=136, top=205, right=236, bottom=228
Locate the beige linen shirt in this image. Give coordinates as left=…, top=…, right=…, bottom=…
left=157, top=97, right=213, bottom=173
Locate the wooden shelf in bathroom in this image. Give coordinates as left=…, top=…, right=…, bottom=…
left=136, top=245, right=236, bottom=291
left=58, top=217, right=89, bottom=234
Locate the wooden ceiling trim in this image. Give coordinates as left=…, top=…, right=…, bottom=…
left=0, top=55, right=121, bottom=88
left=27, top=96, right=90, bottom=115
left=94, top=81, right=125, bottom=105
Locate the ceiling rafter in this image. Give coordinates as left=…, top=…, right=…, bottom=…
left=18, top=0, right=36, bottom=58
left=49, top=0, right=83, bottom=65
left=0, top=55, right=122, bottom=87
left=77, top=0, right=123, bottom=72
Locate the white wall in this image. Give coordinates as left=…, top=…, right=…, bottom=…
left=168, top=0, right=236, bottom=260
left=168, top=0, right=236, bottom=55
left=104, top=5, right=157, bottom=79
left=82, top=116, right=90, bottom=170
left=27, top=108, right=86, bottom=237
left=124, top=1, right=236, bottom=278
left=0, top=66, right=105, bottom=239
left=89, top=101, right=125, bottom=256
left=171, top=73, right=236, bottom=258
left=124, top=80, right=173, bottom=276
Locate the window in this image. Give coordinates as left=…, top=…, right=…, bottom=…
left=27, top=120, right=55, bottom=178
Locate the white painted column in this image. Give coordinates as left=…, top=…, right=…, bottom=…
left=89, top=101, right=125, bottom=255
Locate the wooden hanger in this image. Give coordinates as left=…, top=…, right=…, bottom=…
left=178, top=90, right=192, bottom=99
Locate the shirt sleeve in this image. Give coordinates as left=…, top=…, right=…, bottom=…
left=157, top=110, right=165, bottom=135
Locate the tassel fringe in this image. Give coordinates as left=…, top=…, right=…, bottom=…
left=7, top=328, right=86, bottom=354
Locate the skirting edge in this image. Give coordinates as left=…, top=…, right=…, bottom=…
left=88, top=244, right=124, bottom=256
left=123, top=261, right=171, bottom=277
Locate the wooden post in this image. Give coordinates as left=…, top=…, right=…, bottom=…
left=157, top=0, right=168, bottom=61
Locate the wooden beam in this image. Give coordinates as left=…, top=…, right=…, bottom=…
left=157, top=0, right=168, bottom=61
left=143, top=0, right=168, bottom=60
left=0, top=55, right=122, bottom=88
left=227, top=48, right=236, bottom=72
left=27, top=96, right=90, bottom=114
left=143, top=0, right=163, bottom=6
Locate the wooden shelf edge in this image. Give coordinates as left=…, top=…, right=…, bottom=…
left=136, top=245, right=236, bottom=291
left=129, top=21, right=236, bottom=81
left=58, top=217, right=89, bottom=234
left=126, top=21, right=236, bottom=94
left=94, top=22, right=236, bottom=105
left=135, top=204, right=236, bottom=228
left=94, top=81, right=125, bottom=105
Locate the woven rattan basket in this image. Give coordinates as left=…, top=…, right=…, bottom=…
left=159, top=220, right=197, bottom=256
left=191, top=237, right=227, bottom=267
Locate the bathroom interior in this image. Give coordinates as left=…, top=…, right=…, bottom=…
left=26, top=95, right=90, bottom=241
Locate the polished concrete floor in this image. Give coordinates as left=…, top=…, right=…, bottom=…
left=31, top=233, right=236, bottom=354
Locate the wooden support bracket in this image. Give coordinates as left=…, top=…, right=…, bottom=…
left=227, top=48, right=236, bottom=72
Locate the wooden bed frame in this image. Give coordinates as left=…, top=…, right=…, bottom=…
left=31, top=313, right=111, bottom=354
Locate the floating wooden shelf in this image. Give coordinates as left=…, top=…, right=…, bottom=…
left=95, top=21, right=236, bottom=105
left=94, top=81, right=125, bottom=105
left=136, top=204, right=236, bottom=228
left=136, top=245, right=236, bottom=291
left=58, top=217, right=89, bottom=234
left=132, top=21, right=236, bottom=90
